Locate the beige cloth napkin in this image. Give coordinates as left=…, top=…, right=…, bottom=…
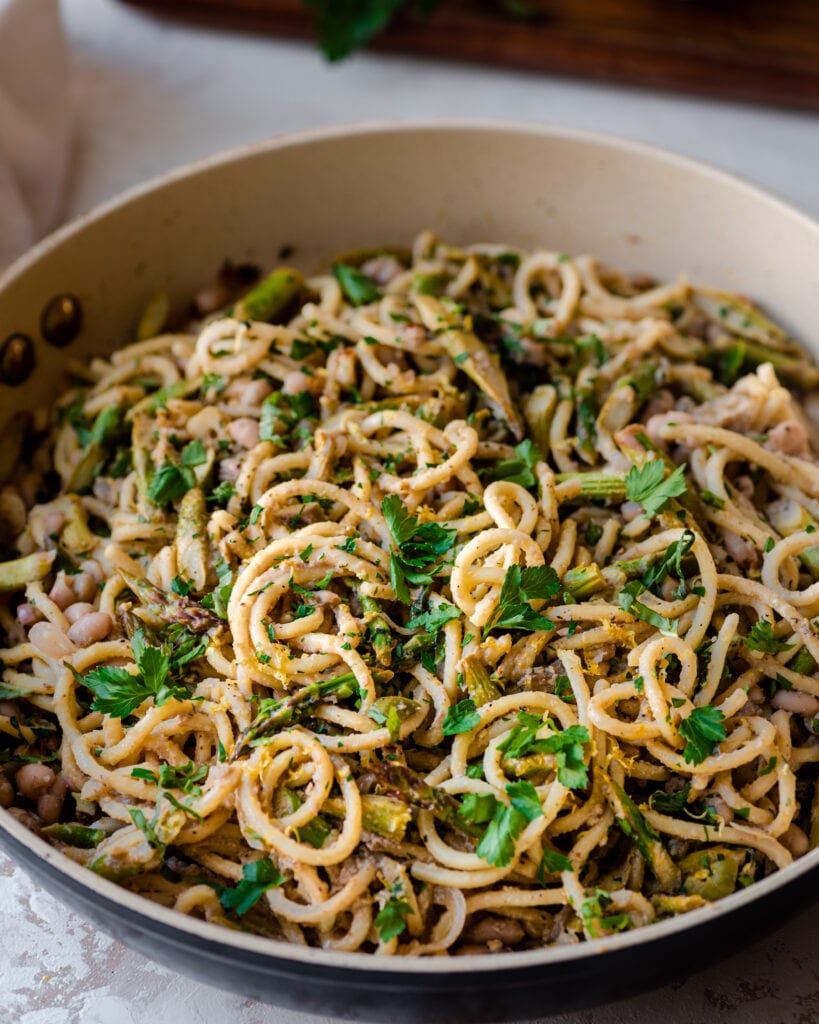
left=0, top=0, right=70, bottom=269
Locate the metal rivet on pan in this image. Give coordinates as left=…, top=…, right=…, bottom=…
left=41, top=293, right=83, bottom=348
left=0, top=333, right=35, bottom=386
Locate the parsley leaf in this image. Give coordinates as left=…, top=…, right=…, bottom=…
left=506, top=779, right=543, bottom=820
left=486, top=439, right=539, bottom=488
left=618, top=580, right=678, bottom=633
left=476, top=804, right=527, bottom=867
left=580, top=888, right=631, bottom=937
left=537, top=847, right=573, bottom=882
left=442, top=698, right=480, bottom=735
left=180, top=438, right=207, bottom=467
left=642, top=530, right=694, bottom=593
left=333, top=262, right=382, bottom=305
left=535, top=725, right=590, bottom=789
left=406, top=601, right=461, bottom=633
left=498, top=714, right=590, bottom=789
left=477, top=781, right=544, bottom=867
left=745, top=620, right=795, bottom=655
left=483, top=564, right=560, bottom=636
left=382, top=495, right=456, bottom=604
left=678, top=705, right=726, bottom=765
left=457, top=792, right=498, bottom=824
left=77, top=627, right=200, bottom=718
left=374, top=894, right=412, bottom=941
left=218, top=857, right=285, bottom=916
left=147, top=461, right=195, bottom=505
left=624, top=460, right=688, bottom=518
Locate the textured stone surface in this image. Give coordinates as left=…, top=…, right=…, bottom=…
left=3, top=2, right=818, bottom=1019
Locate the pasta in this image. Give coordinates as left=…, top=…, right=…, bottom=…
left=2, top=231, right=819, bottom=955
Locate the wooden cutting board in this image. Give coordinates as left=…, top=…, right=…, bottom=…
left=120, top=0, right=819, bottom=110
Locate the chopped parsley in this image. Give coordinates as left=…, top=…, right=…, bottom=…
left=218, top=857, right=285, bottom=915
left=483, top=565, right=560, bottom=636
left=147, top=460, right=195, bottom=506
left=678, top=705, right=726, bottom=765
left=382, top=495, right=456, bottom=604
left=333, top=263, right=381, bottom=306
left=624, top=460, right=688, bottom=518
left=745, top=620, right=794, bottom=655
left=477, top=781, right=543, bottom=868
left=374, top=893, right=412, bottom=942
left=442, top=698, right=480, bottom=736
left=485, top=438, right=539, bottom=488
left=75, top=627, right=208, bottom=718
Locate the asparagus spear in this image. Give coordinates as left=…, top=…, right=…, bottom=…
left=0, top=550, right=55, bottom=592
left=368, top=760, right=481, bottom=839
left=323, top=793, right=412, bottom=841
left=606, top=778, right=681, bottom=891
left=234, top=268, right=304, bottom=323
left=555, top=472, right=627, bottom=503
left=43, top=823, right=108, bottom=849
left=358, top=592, right=394, bottom=666
left=563, top=564, right=606, bottom=600
left=119, top=569, right=221, bottom=634
left=413, top=293, right=524, bottom=440
left=175, top=487, right=208, bottom=592
left=460, top=655, right=501, bottom=706
left=231, top=673, right=358, bottom=759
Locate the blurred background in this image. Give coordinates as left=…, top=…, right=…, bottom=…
left=0, top=0, right=817, bottom=269
left=1, top=2, right=818, bottom=1023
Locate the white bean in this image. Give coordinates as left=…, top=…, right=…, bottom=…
left=64, top=602, right=95, bottom=624
left=16, top=762, right=55, bottom=799
left=772, top=689, right=819, bottom=716
left=48, top=574, right=75, bottom=610
left=226, top=417, right=260, bottom=449
left=67, top=612, right=113, bottom=647
left=29, top=622, right=76, bottom=659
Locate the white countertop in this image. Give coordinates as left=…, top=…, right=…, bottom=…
left=3, top=2, right=819, bottom=1021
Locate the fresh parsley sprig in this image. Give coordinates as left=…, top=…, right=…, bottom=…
left=374, top=892, right=413, bottom=942
left=382, top=495, right=456, bottom=604
left=624, top=460, right=688, bottom=518
left=76, top=627, right=207, bottom=719
left=483, top=564, right=561, bottom=637
left=744, top=620, right=795, bottom=655
left=678, top=704, right=726, bottom=765
left=476, top=780, right=543, bottom=867
left=218, top=857, right=285, bottom=915
left=498, top=712, right=590, bottom=789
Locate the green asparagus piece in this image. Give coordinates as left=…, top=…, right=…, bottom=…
left=231, top=673, right=358, bottom=759
left=692, top=288, right=788, bottom=349
left=607, top=779, right=681, bottom=891
left=563, top=564, right=606, bottom=600
left=414, top=293, right=524, bottom=440
left=368, top=760, right=481, bottom=839
left=119, top=569, right=221, bottom=634
left=555, top=472, right=627, bottom=502
left=0, top=550, right=55, bottom=591
left=324, top=793, right=412, bottom=841
left=615, top=360, right=659, bottom=403
left=43, top=823, right=108, bottom=849
left=523, top=384, right=555, bottom=459
left=679, top=846, right=744, bottom=900
left=175, top=487, right=208, bottom=593
left=235, top=268, right=304, bottom=323
left=461, top=655, right=501, bottom=706
left=358, top=592, right=394, bottom=666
